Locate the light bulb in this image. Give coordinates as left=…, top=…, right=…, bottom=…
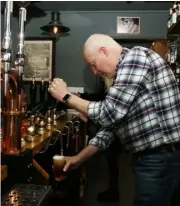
left=53, top=27, right=58, bottom=34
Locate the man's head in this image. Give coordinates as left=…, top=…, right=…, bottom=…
left=83, top=34, right=123, bottom=79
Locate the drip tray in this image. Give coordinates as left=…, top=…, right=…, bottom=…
left=1, top=183, right=52, bottom=206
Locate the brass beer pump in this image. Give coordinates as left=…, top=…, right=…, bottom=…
left=1, top=1, right=27, bottom=154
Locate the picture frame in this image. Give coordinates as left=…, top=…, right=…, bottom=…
left=23, top=37, right=56, bottom=82
left=117, top=17, right=140, bottom=34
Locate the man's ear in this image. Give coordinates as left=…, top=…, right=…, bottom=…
left=99, top=47, right=109, bottom=57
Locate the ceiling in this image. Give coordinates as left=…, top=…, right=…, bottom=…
left=34, top=1, right=172, bottom=11
left=1, top=1, right=172, bottom=12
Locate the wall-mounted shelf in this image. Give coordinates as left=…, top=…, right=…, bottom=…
left=114, top=38, right=162, bottom=43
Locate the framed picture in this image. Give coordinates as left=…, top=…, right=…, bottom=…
left=117, top=17, right=140, bottom=34
left=23, top=37, right=56, bottom=82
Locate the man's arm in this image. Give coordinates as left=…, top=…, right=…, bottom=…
left=63, top=144, right=99, bottom=171
left=66, top=94, right=89, bottom=116
left=88, top=49, right=150, bottom=127
left=66, top=89, right=107, bottom=115
left=63, top=127, right=115, bottom=171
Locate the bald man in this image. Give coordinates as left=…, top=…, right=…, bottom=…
left=49, top=34, right=180, bottom=206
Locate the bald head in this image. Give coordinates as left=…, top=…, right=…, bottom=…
left=83, top=33, right=122, bottom=78
left=84, top=34, right=120, bottom=57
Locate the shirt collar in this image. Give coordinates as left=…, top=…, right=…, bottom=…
left=113, top=47, right=129, bottom=83
left=116, top=47, right=129, bottom=69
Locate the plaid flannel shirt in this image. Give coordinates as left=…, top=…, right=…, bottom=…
left=88, top=47, right=180, bottom=153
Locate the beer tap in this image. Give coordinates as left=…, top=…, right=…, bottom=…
left=52, top=108, right=58, bottom=127
left=73, top=120, right=80, bottom=153
left=2, top=1, right=30, bottom=153
left=46, top=109, right=53, bottom=130
left=15, top=7, right=26, bottom=79
left=39, top=78, right=45, bottom=102
left=62, top=125, right=70, bottom=151
left=29, top=114, right=35, bottom=125
left=38, top=120, right=46, bottom=135
left=1, top=1, right=13, bottom=96
left=65, top=120, right=73, bottom=139
left=15, top=6, right=27, bottom=110
left=47, top=79, right=56, bottom=105
left=30, top=76, right=37, bottom=108
left=47, top=79, right=52, bottom=102
left=26, top=114, right=37, bottom=137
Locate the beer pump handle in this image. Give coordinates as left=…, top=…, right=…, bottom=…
left=39, top=78, right=45, bottom=102
left=30, top=76, right=37, bottom=108
left=2, top=1, right=13, bottom=96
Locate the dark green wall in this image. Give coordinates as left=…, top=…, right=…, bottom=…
left=1, top=10, right=168, bottom=92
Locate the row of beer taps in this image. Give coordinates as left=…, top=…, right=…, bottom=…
left=25, top=109, right=82, bottom=154
left=31, top=114, right=82, bottom=156
left=26, top=108, right=60, bottom=138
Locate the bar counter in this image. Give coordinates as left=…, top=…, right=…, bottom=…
left=1, top=112, right=86, bottom=206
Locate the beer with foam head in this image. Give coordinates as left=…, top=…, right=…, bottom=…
left=53, top=155, right=67, bottom=181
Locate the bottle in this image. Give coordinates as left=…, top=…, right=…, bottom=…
left=169, top=8, right=173, bottom=29
left=177, top=1, right=180, bottom=21
left=169, top=43, right=176, bottom=74
left=172, top=4, right=177, bottom=25
left=168, top=11, right=171, bottom=30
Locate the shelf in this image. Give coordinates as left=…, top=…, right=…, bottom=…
left=168, top=20, right=180, bottom=36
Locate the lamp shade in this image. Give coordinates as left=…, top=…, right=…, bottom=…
left=40, top=11, right=70, bottom=35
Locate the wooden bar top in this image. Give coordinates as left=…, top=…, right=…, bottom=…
left=21, top=112, right=82, bottom=156
left=21, top=114, right=68, bottom=156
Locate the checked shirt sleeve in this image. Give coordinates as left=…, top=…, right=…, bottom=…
left=88, top=48, right=150, bottom=130
left=88, top=127, right=115, bottom=150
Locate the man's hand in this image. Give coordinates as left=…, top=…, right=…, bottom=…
left=63, top=145, right=100, bottom=172
left=48, top=78, right=70, bottom=102
left=48, top=78, right=89, bottom=115
left=79, top=113, right=87, bottom=122
left=63, top=155, right=81, bottom=172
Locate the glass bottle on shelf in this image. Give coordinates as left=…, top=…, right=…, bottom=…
left=177, top=1, right=180, bottom=21
left=168, top=8, right=173, bottom=29
left=176, top=37, right=180, bottom=63
left=172, top=3, right=177, bottom=25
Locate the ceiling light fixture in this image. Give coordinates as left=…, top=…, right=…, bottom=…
left=40, top=11, right=70, bottom=35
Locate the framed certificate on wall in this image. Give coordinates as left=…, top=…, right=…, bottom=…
left=23, top=37, right=56, bottom=82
